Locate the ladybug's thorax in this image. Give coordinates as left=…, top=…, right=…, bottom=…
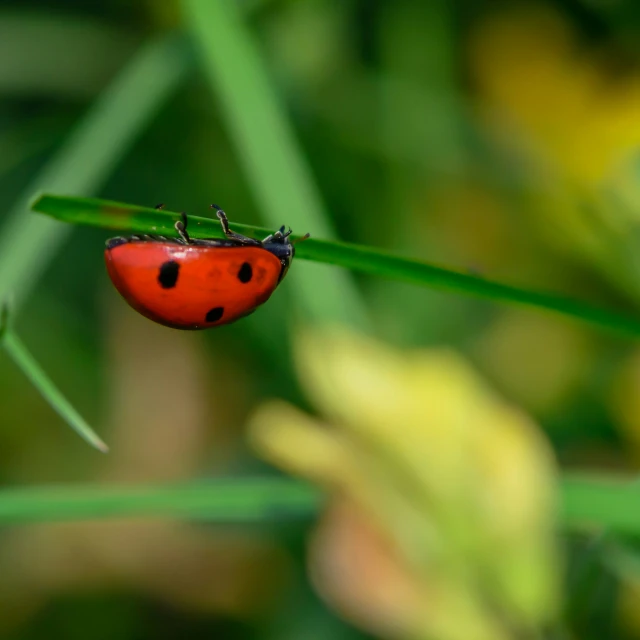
left=262, top=237, right=294, bottom=282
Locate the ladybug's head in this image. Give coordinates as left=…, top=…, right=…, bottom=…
left=262, top=225, right=309, bottom=282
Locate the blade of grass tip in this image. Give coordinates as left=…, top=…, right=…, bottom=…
left=30, top=194, right=195, bottom=236
left=183, top=0, right=370, bottom=330
left=0, top=328, right=108, bottom=453
left=0, top=478, right=322, bottom=524
left=31, top=195, right=640, bottom=341
left=0, top=33, right=191, bottom=312
left=297, top=237, right=640, bottom=341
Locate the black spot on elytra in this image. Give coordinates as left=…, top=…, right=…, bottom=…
left=158, top=260, right=180, bottom=288
left=205, top=307, right=224, bottom=323
left=237, top=262, right=253, bottom=283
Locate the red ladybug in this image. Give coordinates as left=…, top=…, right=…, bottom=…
left=105, top=204, right=308, bottom=330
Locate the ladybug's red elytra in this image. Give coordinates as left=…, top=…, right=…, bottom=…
left=105, top=204, right=309, bottom=330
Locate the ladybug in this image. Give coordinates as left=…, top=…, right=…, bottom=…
left=105, top=204, right=308, bottom=330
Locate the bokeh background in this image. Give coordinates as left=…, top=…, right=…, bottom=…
left=2, top=0, right=640, bottom=638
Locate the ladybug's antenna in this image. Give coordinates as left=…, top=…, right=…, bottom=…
left=292, top=232, right=311, bottom=245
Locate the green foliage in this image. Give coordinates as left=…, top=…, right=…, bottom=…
left=1, top=1, right=640, bottom=639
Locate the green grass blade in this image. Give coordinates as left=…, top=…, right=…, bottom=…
left=0, top=33, right=191, bottom=310
left=182, top=0, right=369, bottom=329
left=31, top=194, right=640, bottom=341
left=0, top=478, right=321, bottom=524
left=1, top=329, right=108, bottom=452
left=0, top=473, right=637, bottom=532
left=560, top=475, right=640, bottom=534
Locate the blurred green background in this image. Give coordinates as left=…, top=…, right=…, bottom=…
left=3, top=0, right=640, bottom=638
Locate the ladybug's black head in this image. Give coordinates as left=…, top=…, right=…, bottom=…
left=262, top=225, right=296, bottom=282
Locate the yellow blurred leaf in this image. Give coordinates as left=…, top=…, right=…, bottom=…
left=250, top=325, right=561, bottom=640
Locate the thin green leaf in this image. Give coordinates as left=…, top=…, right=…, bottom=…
left=0, top=478, right=321, bottom=524
left=0, top=473, right=637, bottom=531
left=1, top=328, right=108, bottom=452
left=560, top=475, right=640, bottom=534
left=182, top=0, right=370, bottom=329
left=31, top=194, right=640, bottom=341
left=0, top=33, right=191, bottom=310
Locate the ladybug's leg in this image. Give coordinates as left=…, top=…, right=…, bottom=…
left=175, top=211, right=191, bottom=244
left=210, top=204, right=258, bottom=245
left=262, top=225, right=293, bottom=243
left=262, top=225, right=283, bottom=243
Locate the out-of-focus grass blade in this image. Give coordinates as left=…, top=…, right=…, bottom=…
left=2, top=473, right=640, bottom=531
left=0, top=114, right=68, bottom=180
left=0, top=478, right=321, bottom=524
left=182, top=0, right=369, bottom=329
left=32, top=194, right=640, bottom=341
left=0, top=13, right=138, bottom=97
left=601, top=540, right=640, bottom=583
left=0, top=325, right=107, bottom=452
left=0, top=33, right=191, bottom=311
left=561, top=475, right=640, bottom=534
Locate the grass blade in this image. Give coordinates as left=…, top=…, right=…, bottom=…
left=0, top=478, right=321, bottom=524
left=0, top=472, right=637, bottom=532
left=182, top=0, right=369, bottom=329
left=1, top=329, right=108, bottom=452
left=31, top=194, right=640, bottom=341
left=561, top=475, right=640, bottom=534
left=0, top=33, right=191, bottom=310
